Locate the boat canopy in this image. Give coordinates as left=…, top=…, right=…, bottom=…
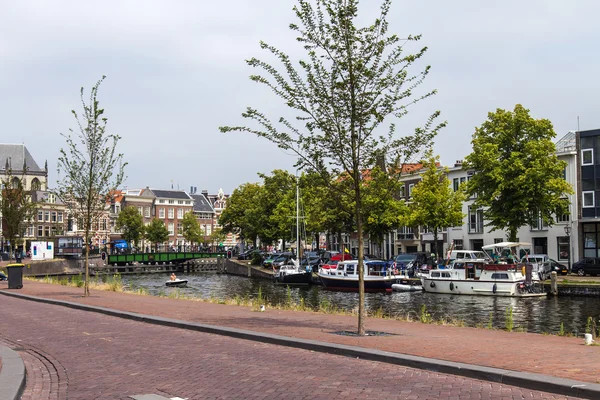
left=481, top=242, right=531, bottom=250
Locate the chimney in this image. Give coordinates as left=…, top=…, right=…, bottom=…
left=454, top=160, right=463, bottom=167
left=201, top=189, right=209, bottom=196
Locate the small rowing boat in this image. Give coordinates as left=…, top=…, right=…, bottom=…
left=165, top=279, right=188, bottom=287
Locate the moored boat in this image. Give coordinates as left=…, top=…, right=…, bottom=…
left=273, top=260, right=312, bottom=286
left=318, top=260, right=401, bottom=293
left=421, top=260, right=546, bottom=297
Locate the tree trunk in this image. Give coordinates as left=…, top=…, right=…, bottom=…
left=337, top=232, right=343, bottom=252
left=84, top=230, right=90, bottom=297
left=355, top=188, right=365, bottom=336
left=433, top=228, right=438, bottom=261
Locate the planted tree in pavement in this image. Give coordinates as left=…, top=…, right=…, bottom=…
left=463, top=104, right=572, bottom=242
left=57, top=76, right=126, bottom=296
left=220, top=0, right=443, bottom=335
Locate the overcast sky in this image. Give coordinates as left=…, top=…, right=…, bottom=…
left=2, top=0, right=599, bottom=194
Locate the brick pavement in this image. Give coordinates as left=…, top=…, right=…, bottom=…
left=0, top=292, right=586, bottom=399
left=5, top=281, right=600, bottom=384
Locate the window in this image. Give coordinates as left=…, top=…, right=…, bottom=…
left=44, top=211, right=50, bottom=222
left=38, top=226, right=43, bottom=237
left=159, top=208, right=165, bottom=218
left=530, top=212, right=547, bottom=231
left=453, top=178, right=459, bottom=192
left=168, top=208, right=174, bottom=218
left=27, top=227, right=34, bottom=237
left=102, top=219, right=107, bottom=231
left=167, top=223, right=174, bottom=235
left=185, top=201, right=191, bottom=205
left=51, top=212, right=57, bottom=222
left=57, top=212, right=63, bottom=223
left=408, top=184, right=415, bottom=198
left=144, top=207, right=150, bottom=218
left=399, top=185, right=406, bottom=198
left=206, top=225, right=212, bottom=235
left=557, top=236, right=569, bottom=262
left=582, top=149, right=594, bottom=166
left=177, top=223, right=183, bottom=234
left=397, top=226, right=414, bottom=240
left=468, top=206, right=484, bottom=233
left=38, top=211, right=43, bottom=221
left=48, top=193, right=55, bottom=203
left=494, top=238, right=503, bottom=244
left=178, top=200, right=183, bottom=205
left=168, top=200, right=174, bottom=204
left=177, top=209, right=183, bottom=219
left=137, top=206, right=143, bottom=215
left=491, top=273, right=509, bottom=280
left=583, top=191, right=595, bottom=208
left=44, top=226, right=50, bottom=237
left=556, top=212, right=570, bottom=223
left=158, top=199, right=165, bottom=204
left=431, top=272, right=440, bottom=278
left=454, top=239, right=464, bottom=250
left=31, top=178, right=41, bottom=191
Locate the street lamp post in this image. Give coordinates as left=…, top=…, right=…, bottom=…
left=564, top=225, right=572, bottom=272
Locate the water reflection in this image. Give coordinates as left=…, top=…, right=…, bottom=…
left=122, top=272, right=600, bottom=335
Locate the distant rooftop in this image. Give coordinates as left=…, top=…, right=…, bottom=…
left=0, top=144, right=44, bottom=173
left=555, top=131, right=576, bottom=153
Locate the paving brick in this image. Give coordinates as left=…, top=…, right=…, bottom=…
left=0, top=281, right=595, bottom=399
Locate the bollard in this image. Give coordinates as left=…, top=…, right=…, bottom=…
left=585, top=333, right=594, bottom=345
left=550, top=271, right=558, bottom=295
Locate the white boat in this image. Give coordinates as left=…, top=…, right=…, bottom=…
left=421, top=259, right=546, bottom=297
left=165, top=279, right=188, bottom=287
left=273, top=260, right=312, bottom=285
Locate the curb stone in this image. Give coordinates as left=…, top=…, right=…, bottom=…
left=0, top=345, right=26, bottom=400
left=1, top=289, right=599, bottom=399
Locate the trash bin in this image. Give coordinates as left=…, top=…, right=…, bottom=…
left=6, top=264, right=24, bottom=289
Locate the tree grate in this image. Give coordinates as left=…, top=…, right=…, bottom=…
left=331, top=330, right=397, bottom=337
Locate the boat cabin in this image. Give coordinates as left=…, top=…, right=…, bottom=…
left=334, top=260, right=388, bottom=277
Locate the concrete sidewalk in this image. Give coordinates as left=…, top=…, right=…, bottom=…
left=1, top=280, right=600, bottom=399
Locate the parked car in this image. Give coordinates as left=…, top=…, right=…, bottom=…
left=272, top=254, right=295, bottom=268
left=571, top=258, right=600, bottom=276
left=519, top=254, right=553, bottom=280
left=300, top=256, right=322, bottom=273
left=389, top=252, right=431, bottom=277
left=263, top=252, right=293, bottom=268
left=237, top=250, right=256, bottom=260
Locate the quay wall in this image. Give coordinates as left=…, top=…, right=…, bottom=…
left=225, top=259, right=272, bottom=280
left=544, top=283, right=600, bottom=297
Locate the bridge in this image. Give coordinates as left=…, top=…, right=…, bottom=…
left=107, top=252, right=227, bottom=267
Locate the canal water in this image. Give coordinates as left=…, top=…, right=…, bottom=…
left=122, top=272, right=600, bottom=335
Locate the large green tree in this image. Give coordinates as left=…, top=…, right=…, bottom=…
left=1, top=169, right=36, bottom=259
left=57, top=76, right=126, bottom=296
left=220, top=0, right=443, bottom=334
left=362, top=166, right=407, bottom=256
left=219, top=183, right=265, bottom=247
left=409, top=153, right=465, bottom=258
left=145, top=218, right=169, bottom=251
left=463, top=104, right=572, bottom=241
left=181, top=211, right=203, bottom=248
left=260, top=170, right=296, bottom=249
left=115, top=206, right=144, bottom=250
